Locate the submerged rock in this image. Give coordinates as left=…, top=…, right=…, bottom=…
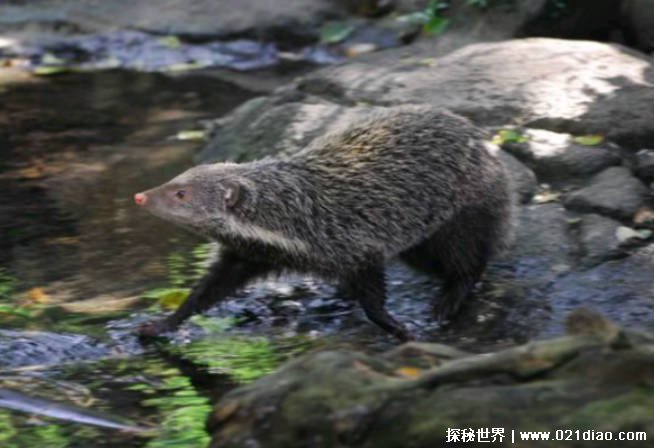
left=0, top=330, right=110, bottom=369
left=209, top=310, right=654, bottom=448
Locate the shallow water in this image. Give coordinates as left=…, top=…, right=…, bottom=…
left=3, top=65, right=653, bottom=447
left=0, top=69, right=278, bottom=446
left=0, top=70, right=255, bottom=300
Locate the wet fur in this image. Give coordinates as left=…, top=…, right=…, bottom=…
left=136, top=107, right=513, bottom=341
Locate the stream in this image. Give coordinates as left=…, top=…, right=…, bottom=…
left=2, top=60, right=653, bottom=447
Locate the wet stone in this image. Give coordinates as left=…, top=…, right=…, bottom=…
left=209, top=312, right=654, bottom=448
left=563, top=166, right=649, bottom=220
left=575, top=214, right=626, bottom=267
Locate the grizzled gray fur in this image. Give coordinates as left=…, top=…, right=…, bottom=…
left=134, top=107, right=513, bottom=341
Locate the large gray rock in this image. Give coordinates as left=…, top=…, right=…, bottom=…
left=201, top=38, right=654, bottom=164
left=501, top=129, right=621, bottom=179
left=564, top=166, right=649, bottom=220
left=293, top=38, right=654, bottom=146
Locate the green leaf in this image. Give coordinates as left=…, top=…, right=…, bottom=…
left=492, top=129, right=529, bottom=145
left=159, top=35, right=182, bottom=49
left=320, top=21, right=354, bottom=44
left=33, top=66, right=69, bottom=76
left=41, top=53, right=65, bottom=65
left=423, top=16, right=450, bottom=35
left=573, top=134, right=604, bottom=146
left=175, top=130, right=207, bottom=141
left=165, top=61, right=205, bottom=72
left=142, top=288, right=190, bottom=310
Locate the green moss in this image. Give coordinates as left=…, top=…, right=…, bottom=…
left=0, top=268, right=16, bottom=301
left=564, top=388, right=654, bottom=432
left=174, top=334, right=313, bottom=383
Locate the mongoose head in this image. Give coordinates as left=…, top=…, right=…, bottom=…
left=134, top=163, right=248, bottom=238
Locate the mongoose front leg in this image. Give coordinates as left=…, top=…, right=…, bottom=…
left=137, top=252, right=270, bottom=337
left=345, top=264, right=413, bottom=342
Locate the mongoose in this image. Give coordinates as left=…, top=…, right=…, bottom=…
left=134, top=107, right=513, bottom=341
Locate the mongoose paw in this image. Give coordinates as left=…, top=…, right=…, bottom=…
left=396, top=329, right=416, bottom=342
left=136, top=319, right=175, bottom=338
left=433, top=300, right=463, bottom=325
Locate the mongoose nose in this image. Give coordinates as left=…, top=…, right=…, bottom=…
left=134, top=193, right=148, bottom=206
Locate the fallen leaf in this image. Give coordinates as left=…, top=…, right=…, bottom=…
left=159, top=289, right=189, bottom=310
left=175, top=130, right=206, bottom=141
left=27, top=287, right=50, bottom=304
left=394, top=366, right=423, bottom=378
left=344, top=43, right=377, bottom=58
left=320, top=21, right=354, bottom=44
left=45, top=236, right=80, bottom=246
left=615, top=226, right=651, bottom=243
left=159, top=35, right=182, bottom=49
left=166, top=62, right=205, bottom=72
left=573, top=134, right=604, bottom=146
left=41, top=53, right=64, bottom=65
left=492, top=129, right=528, bottom=145
left=533, top=191, right=561, bottom=204
left=33, top=66, right=69, bottom=76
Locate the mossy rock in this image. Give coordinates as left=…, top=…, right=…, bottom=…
left=210, top=310, right=654, bottom=447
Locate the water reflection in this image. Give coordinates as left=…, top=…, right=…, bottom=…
left=0, top=70, right=254, bottom=303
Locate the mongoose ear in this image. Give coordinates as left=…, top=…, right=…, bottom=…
left=224, top=182, right=241, bottom=209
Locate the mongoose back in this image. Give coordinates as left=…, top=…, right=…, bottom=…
left=134, top=107, right=513, bottom=341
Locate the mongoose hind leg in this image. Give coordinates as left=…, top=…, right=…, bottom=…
left=137, top=251, right=271, bottom=338
left=343, top=264, right=413, bottom=342
left=433, top=272, right=483, bottom=323
left=401, top=205, right=497, bottom=323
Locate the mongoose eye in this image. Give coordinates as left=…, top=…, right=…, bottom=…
left=175, top=190, right=186, bottom=199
